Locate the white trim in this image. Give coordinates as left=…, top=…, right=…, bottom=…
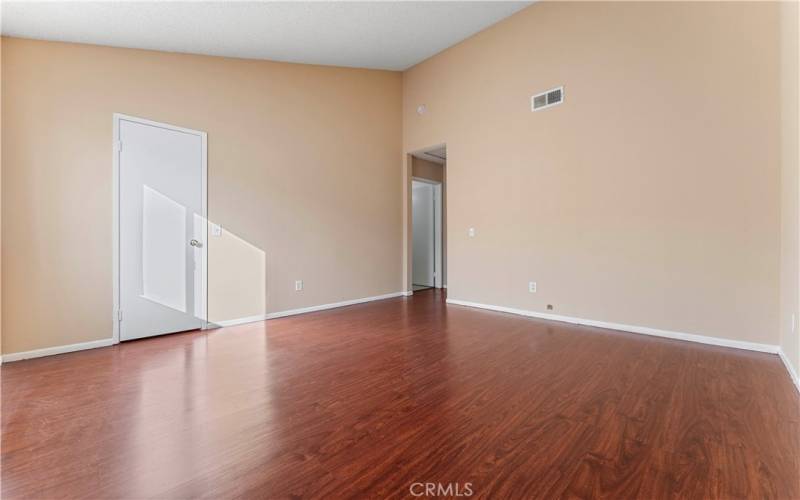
left=411, top=176, right=440, bottom=186
left=4, top=292, right=407, bottom=360
left=112, top=115, right=120, bottom=343
left=446, top=298, right=780, bottom=354
left=112, top=113, right=208, bottom=342
left=402, top=290, right=414, bottom=296
left=213, top=292, right=407, bottom=327
left=198, top=131, right=208, bottom=323
left=778, top=348, right=800, bottom=394
left=212, top=314, right=269, bottom=328
left=2, top=338, right=116, bottom=363
left=433, top=183, right=443, bottom=289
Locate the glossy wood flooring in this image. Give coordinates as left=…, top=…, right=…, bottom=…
left=2, top=289, right=799, bottom=499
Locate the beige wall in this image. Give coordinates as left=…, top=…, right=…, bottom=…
left=404, top=1, right=782, bottom=345
left=1, top=2, right=794, bottom=357
left=780, top=0, right=800, bottom=377
left=1, top=37, right=402, bottom=354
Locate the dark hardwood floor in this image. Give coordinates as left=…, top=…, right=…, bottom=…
left=2, top=289, right=798, bottom=499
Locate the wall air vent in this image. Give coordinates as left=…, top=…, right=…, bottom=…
left=531, top=86, right=564, bottom=112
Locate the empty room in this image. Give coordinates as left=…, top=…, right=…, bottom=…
left=1, top=1, right=799, bottom=498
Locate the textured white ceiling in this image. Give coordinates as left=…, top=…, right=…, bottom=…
left=0, top=1, right=533, bottom=70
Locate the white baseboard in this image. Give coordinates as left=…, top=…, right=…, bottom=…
left=445, top=298, right=780, bottom=354
left=214, top=291, right=407, bottom=327
left=211, top=314, right=269, bottom=328
left=6, top=293, right=790, bottom=393
left=267, top=291, right=405, bottom=319
left=2, top=338, right=116, bottom=363
left=402, top=290, right=414, bottom=296
left=2, top=292, right=407, bottom=362
left=778, top=348, right=800, bottom=394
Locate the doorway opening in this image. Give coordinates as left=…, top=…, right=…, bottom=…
left=412, top=179, right=440, bottom=291
left=406, top=145, right=446, bottom=294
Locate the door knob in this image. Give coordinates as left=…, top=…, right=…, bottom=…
left=190, top=239, right=202, bottom=248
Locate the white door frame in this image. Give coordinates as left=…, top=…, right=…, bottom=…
left=433, top=183, right=443, bottom=288
left=411, top=176, right=443, bottom=288
left=112, top=113, right=208, bottom=343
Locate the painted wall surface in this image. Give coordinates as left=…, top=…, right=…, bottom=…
left=1, top=37, right=402, bottom=354
left=0, top=2, right=795, bottom=359
left=780, top=0, right=800, bottom=380
left=404, top=1, right=782, bottom=345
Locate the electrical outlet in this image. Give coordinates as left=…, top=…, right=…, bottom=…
left=295, top=280, right=303, bottom=291
left=529, top=281, right=537, bottom=293
left=211, top=223, right=222, bottom=237
left=468, top=227, right=476, bottom=237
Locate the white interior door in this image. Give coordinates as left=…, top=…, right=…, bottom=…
left=118, top=115, right=206, bottom=341
left=412, top=181, right=435, bottom=287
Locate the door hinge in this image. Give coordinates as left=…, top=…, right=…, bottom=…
left=114, top=141, right=122, bottom=152
left=117, top=309, right=122, bottom=321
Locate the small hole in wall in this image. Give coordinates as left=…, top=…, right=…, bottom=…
left=547, top=304, right=553, bottom=310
